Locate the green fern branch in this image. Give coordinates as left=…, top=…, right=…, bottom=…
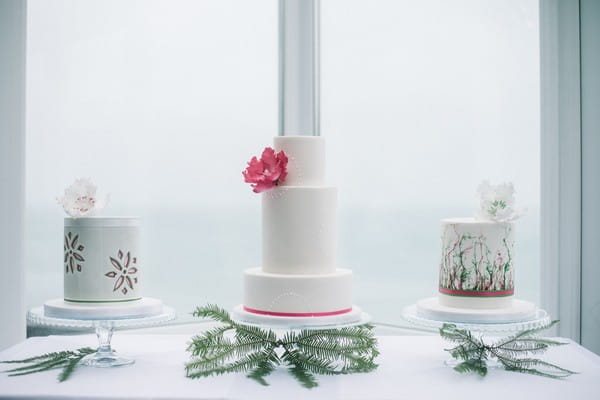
left=1, top=347, right=95, bottom=382
left=440, top=321, right=576, bottom=379
left=186, top=304, right=379, bottom=388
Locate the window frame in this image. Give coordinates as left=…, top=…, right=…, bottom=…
left=1, top=0, right=596, bottom=351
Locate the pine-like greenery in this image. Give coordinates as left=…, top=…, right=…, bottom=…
left=1, top=347, right=95, bottom=382
left=185, top=304, right=379, bottom=388
left=440, top=320, right=576, bottom=378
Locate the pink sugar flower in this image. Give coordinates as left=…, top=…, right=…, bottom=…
left=243, top=147, right=288, bottom=193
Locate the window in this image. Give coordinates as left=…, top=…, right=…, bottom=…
left=25, top=0, right=539, bottom=326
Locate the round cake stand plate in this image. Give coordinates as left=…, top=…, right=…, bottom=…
left=27, top=305, right=176, bottom=367
left=43, top=297, right=165, bottom=320
left=231, top=305, right=370, bottom=330
left=402, top=302, right=551, bottom=335
left=414, top=297, right=538, bottom=324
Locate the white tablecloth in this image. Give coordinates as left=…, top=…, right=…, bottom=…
left=0, top=334, right=599, bottom=399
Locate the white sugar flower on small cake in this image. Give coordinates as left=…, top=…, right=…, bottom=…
left=476, top=180, right=523, bottom=222
left=57, top=178, right=109, bottom=217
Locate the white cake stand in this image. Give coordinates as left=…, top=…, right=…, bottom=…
left=231, top=305, right=370, bottom=330
left=27, top=305, right=176, bottom=368
left=402, top=303, right=551, bottom=333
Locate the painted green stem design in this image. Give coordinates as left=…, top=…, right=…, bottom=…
left=440, top=225, right=514, bottom=293
left=440, top=321, right=576, bottom=378
left=185, top=304, right=379, bottom=389
left=1, top=347, right=95, bottom=382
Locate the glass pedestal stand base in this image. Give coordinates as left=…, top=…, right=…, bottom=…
left=27, top=306, right=176, bottom=368
left=402, top=304, right=551, bottom=368
left=80, top=320, right=134, bottom=367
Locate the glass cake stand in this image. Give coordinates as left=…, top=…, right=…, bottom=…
left=402, top=304, right=551, bottom=334
left=402, top=304, right=552, bottom=367
left=27, top=306, right=176, bottom=367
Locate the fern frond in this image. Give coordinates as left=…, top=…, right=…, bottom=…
left=441, top=320, right=574, bottom=379
left=184, top=305, right=380, bottom=388
left=297, top=326, right=376, bottom=348
left=234, top=324, right=276, bottom=345
left=495, top=320, right=559, bottom=347
left=2, top=347, right=95, bottom=381
left=498, top=357, right=576, bottom=377
left=185, top=341, right=237, bottom=372
left=188, top=332, right=231, bottom=357
left=282, top=348, right=339, bottom=376
left=191, top=304, right=234, bottom=325
left=58, top=357, right=83, bottom=382
left=186, top=351, right=271, bottom=379
left=246, top=350, right=279, bottom=386
left=337, top=350, right=379, bottom=373
left=287, top=361, right=319, bottom=389
left=454, top=359, right=488, bottom=377
left=6, top=359, right=68, bottom=376
left=495, top=341, right=550, bottom=357
left=1, top=351, right=72, bottom=365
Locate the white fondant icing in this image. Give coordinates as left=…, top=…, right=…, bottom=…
left=274, top=136, right=325, bottom=186
left=263, top=186, right=337, bottom=275
left=438, top=218, right=515, bottom=309
left=44, top=297, right=163, bottom=320
left=438, top=293, right=513, bottom=309
left=243, top=267, right=352, bottom=314
left=64, top=217, right=141, bottom=302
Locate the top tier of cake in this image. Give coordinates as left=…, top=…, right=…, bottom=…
left=64, top=217, right=141, bottom=303
left=274, top=136, right=325, bottom=186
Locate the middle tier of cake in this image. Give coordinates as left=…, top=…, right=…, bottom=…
left=243, top=267, right=353, bottom=316
left=263, top=185, right=337, bottom=275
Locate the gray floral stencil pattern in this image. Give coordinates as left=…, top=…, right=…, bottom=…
left=105, top=250, right=139, bottom=295
left=64, top=232, right=85, bottom=273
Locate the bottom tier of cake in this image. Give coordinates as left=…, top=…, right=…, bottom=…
left=243, top=267, right=352, bottom=316
left=44, top=297, right=164, bottom=319
left=438, top=292, right=514, bottom=309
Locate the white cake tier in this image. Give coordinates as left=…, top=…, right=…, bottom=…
left=243, top=267, right=352, bottom=315
left=438, top=218, right=515, bottom=309
left=274, top=136, right=325, bottom=186
left=438, top=292, right=513, bottom=309
left=263, top=186, right=337, bottom=275
left=64, top=217, right=141, bottom=302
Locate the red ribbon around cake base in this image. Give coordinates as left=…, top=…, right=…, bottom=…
left=439, top=287, right=514, bottom=297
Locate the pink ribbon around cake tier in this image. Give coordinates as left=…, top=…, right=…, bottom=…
left=243, top=306, right=353, bottom=317
left=439, top=287, right=514, bottom=297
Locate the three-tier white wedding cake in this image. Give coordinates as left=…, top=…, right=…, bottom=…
left=241, top=136, right=354, bottom=317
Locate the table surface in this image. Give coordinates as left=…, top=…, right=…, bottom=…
left=0, top=333, right=599, bottom=400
